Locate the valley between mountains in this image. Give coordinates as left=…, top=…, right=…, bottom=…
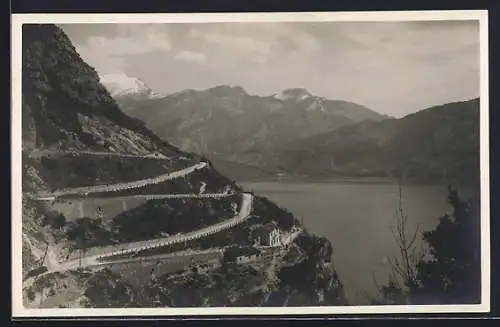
left=111, top=74, right=479, bottom=188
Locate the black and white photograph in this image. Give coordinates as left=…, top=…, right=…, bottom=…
left=11, top=11, right=490, bottom=316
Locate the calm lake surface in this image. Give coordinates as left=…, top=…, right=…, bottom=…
left=241, top=181, right=472, bottom=305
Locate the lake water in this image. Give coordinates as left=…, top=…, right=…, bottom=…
left=241, top=181, right=467, bottom=305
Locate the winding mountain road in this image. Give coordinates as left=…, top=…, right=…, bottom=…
left=22, top=193, right=253, bottom=291
left=68, top=192, right=253, bottom=268
left=37, top=192, right=234, bottom=202
left=37, top=161, right=209, bottom=198
left=24, top=192, right=253, bottom=283
left=28, top=149, right=173, bottom=160
left=24, top=153, right=298, bottom=293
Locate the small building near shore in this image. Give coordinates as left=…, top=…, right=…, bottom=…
left=222, top=246, right=261, bottom=265
left=253, top=222, right=281, bottom=247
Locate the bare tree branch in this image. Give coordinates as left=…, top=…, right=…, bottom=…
left=374, top=179, right=427, bottom=303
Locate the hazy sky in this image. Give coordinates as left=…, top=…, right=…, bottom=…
left=60, top=21, right=480, bottom=117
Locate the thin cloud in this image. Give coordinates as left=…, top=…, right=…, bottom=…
left=190, top=28, right=272, bottom=64
left=174, top=51, right=206, bottom=64
left=61, top=21, right=480, bottom=117
left=188, top=23, right=320, bottom=65
left=84, top=33, right=171, bottom=56
left=70, top=24, right=172, bottom=75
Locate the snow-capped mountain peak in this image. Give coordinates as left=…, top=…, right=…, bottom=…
left=274, top=88, right=312, bottom=101
left=100, top=73, right=164, bottom=99
left=305, top=97, right=327, bottom=112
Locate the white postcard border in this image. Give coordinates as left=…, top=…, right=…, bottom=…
left=11, top=10, right=490, bottom=317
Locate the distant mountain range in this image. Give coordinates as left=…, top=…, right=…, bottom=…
left=113, top=85, right=388, bottom=159
left=261, top=98, right=480, bottom=186
left=110, top=78, right=479, bottom=186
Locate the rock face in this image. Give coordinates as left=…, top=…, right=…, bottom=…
left=20, top=24, right=348, bottom=308
left=21, top=24, right=179, bottom=156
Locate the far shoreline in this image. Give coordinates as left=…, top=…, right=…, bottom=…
left=238, top=176, right=398, bottom=185
left=234, top=175, right=478, bottom=190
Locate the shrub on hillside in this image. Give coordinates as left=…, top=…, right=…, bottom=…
left=373, top=186, right=481, bottom=305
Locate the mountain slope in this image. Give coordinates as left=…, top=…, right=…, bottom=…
left=22, top=27, right=178, bottom=156
left=267, top=98, right=480, bottom=186
left=20, top=24, right=348, bottom=308
left=114, top=85, right=388, bottom=161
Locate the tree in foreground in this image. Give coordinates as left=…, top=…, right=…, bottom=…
left=412, top=186, right=481, bottom=304
left=373, top=184, right=481, bottom=305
